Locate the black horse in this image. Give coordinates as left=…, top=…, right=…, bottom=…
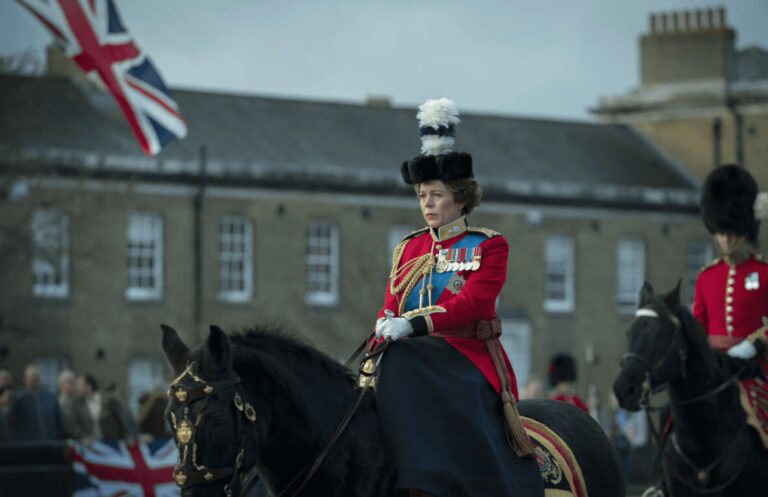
left=162, top=323, right=623, bottom=497
left=613, top=282, right=768, bottom=496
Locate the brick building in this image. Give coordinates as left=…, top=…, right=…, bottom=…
left=5, top=7, right=765, bottom=415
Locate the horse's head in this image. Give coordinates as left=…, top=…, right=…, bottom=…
left=162, top=324, right=257, bottom=497
left=613, top=281, right=687, bottom=411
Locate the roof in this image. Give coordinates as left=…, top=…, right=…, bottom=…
left=0, top=74, right=700, bottom=211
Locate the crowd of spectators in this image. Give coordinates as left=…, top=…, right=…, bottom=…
left=0, top=365, right=169, bottom=443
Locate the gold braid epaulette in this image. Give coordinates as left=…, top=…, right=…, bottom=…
left=467, top=227, right=501, bottom=238
left=700, top=257, right=721, bottom=273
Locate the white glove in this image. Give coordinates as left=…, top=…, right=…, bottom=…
left=727, top=340, right=757, bottom=360
left=377, top=317, right=413, bottom=341
left=375, top=310, right=395, bottom=339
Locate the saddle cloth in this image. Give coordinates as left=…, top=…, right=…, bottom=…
left=522, top=417, right=589, bottom=497
left=738, top=377, right=768, bottom=449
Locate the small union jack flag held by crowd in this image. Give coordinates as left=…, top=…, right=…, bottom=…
left=70, top=438, right=180, bottom=497
left=17, top=0, right=188, bottom=156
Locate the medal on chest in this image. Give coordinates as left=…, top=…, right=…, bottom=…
left=435, top=247, right=482, bottom=273
left=745, top=272, right=760, bottom=291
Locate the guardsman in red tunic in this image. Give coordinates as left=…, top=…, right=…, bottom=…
left=547, top=353, right=589, bottom=413
left=693, top=165, right=768, bottom=372
left=371, top=99, right=543, bottom=497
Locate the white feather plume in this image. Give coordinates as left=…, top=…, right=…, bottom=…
left=417, top=98, right=460, bottom=156
left=755, top=192, right=768, bottom=220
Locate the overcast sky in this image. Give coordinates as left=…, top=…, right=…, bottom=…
left=2, top=0, right=767, bottom=121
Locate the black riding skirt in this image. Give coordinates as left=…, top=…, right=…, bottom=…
left=376, top=335, right=544, bottom=497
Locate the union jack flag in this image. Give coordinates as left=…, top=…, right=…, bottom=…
left=70, top=438, right=180, bottom=497
left=17, top=0, right=188, bottom=156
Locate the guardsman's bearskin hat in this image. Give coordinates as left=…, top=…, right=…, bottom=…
left=700, top=164, right=759, bottom=241
left=548, top=353, right=577, bottom=387
left=400, top=98, right=474, bottom=185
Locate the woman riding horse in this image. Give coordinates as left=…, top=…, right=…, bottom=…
left=372, top=98, right=543, bottom=497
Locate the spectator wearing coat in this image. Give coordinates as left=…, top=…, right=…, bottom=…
left=75, top=373, right=131, bottom=441
left=12, top=364, right=63, bottom=440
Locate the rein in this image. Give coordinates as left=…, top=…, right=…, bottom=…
left=271, top=334, right=389, bottom=497
left=169, top=333, right=389, bottom=497
left=664, top=429, right=749, bottom=494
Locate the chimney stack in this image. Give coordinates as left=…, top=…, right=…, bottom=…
left=640, top=7, right=736, bottom=86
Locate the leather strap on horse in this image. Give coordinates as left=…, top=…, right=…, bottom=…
left=274, top=339, right=390, bottom=497
left=433, top=315, right=536, bottom=458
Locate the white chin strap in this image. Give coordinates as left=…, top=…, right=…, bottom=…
left=635, top=308, right=659, bottom=319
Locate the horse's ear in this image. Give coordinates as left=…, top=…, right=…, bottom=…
left=662, top=279, right=682, bottom=308
left=202, top=325, right=233, bottom=374
left=639, top=281, right=655, bottom=307
left=161, top=324, right=189, bottom=374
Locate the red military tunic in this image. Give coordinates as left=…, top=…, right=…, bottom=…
left=377, top=216, right=519, bottom=398
left=693, top=253, right=768, bottom=370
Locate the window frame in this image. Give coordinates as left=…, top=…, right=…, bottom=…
left=31, top=209, right=70, bottom=298
left=305, top=221, right=339, bottom=307
left=617, top=238, right=646, bottom=313
left=126, top=356, right=166, bottom=418
left=217, top=215, right=254, bottom=303
left=543, top=235, right=575, bottom=313
left=126, top=212, right=164, bottom=301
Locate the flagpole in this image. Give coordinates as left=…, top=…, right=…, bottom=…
left=193, top=145, right=207, bottom=328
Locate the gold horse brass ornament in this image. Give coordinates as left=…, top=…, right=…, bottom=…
left=174, top=388, right=188, bottom=402
left=177, top=419, right=194, bottom=444
left=174, top=469, right=188, bottom=486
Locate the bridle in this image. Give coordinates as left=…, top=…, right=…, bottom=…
left=168, top=335, right=389, bottom=497
left=620, top=306, right=749, bottom=495
left=620, top=307, right=687, bottom=408
left=168, top=361, right=258, bottom=497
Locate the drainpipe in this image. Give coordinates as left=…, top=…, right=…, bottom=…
left=712, top=117, right=722, bottom=167
left=193, top=145, right=207, bottom=327
left=728, top=100, right=745, bottom=167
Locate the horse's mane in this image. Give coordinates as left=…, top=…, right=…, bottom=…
left=670, top=300, right=763, bottom=379
left=225, top=323, right=355, bottom=384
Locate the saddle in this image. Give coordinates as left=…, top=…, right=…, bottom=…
left=522, top=417, right=589, bottom=497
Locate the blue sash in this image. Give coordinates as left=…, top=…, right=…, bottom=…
left=404, top=234, right=486, bottom=312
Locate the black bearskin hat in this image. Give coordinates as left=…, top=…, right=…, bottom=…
left=400, top=98, right=474, bottom=185
left=700, top=164, right=758, bottom=241
left=548, top=353, right=577, bottom=387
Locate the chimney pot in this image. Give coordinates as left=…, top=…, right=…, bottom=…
left=365, top=95, right=391, bottom=107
